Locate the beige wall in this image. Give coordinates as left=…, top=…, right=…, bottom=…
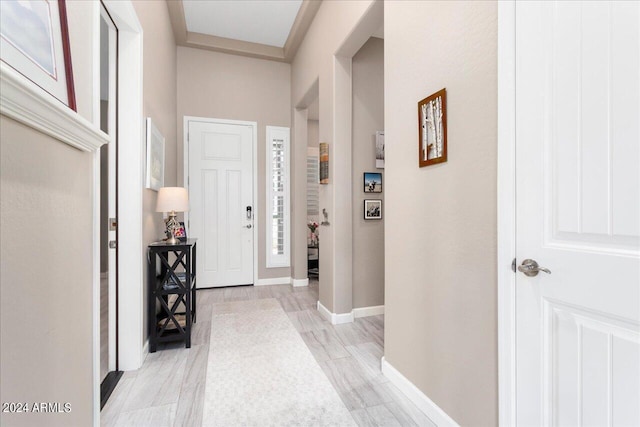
left=0, top=118, right=94, bottom=426
left=133, top=0, right=178, bottom=342
left=0, top=3, right=98, bottom=425
left=352, top=37, right=385, bottom=309
left=384, top=1, right=498, bottom=425
left=307, top=120, right=319, bottom=148
left=176, top=47, right=291, bottom=281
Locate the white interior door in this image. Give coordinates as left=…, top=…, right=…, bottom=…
left=187, top=119, right=255, bottom=287
left=515, top=2, right=639, bottom=425
left=100, top=5, right=118, bottom=380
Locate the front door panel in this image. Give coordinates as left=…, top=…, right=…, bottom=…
left=188, top=120, right=254, bottom=287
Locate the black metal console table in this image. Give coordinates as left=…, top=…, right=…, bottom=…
left=147, top=239, right=197, bottom=352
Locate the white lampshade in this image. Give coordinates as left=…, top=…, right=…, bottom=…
left=156, top=187, right=189, bottom=212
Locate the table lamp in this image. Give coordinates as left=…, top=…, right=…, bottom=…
left=156, top=187, right=189, bottom=244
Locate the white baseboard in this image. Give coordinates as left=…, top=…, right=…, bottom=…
left=317, top=300, right=333, bottom=322
left=381, top=357, right=460, bottom=427
left=316, top=302, right=383, bottom=324
left=291, top=278, right=309, bottom=287
left=316, top=300, right=355, bottom=325
left=333, top=311, right=355, bottom=324
left=353, top=305, right=384, bottom=318
left=255, top=277, right=291, bottom=286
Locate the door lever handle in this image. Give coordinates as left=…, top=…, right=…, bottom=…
left=243, top=224, right=252, bottom=229
left=517, top=259, right=551, bottom=277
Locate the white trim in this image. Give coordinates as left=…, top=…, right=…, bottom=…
left=317, top=300, right=333, bottom=322
left=255, top=277, right=292, bottom=286
left=92, top=150, right=101, bottom=427
left=497, top=2, right=517, bottom=426
left=183, top=116, right=259, bottom=286
left=0, top=62, right=109, bottom=152
left=316, top=300, right=354, bottom=325
left=88, top=2, right=143, bottom=424
left=252, top=121, right=258, bottom=286
left=265, top=125, right=291, bottom=268
left=292, top=278, right=309, bottom=287
left=315, top=302, right=383, bottom=323
left=381, top=357, right=460, bottom=427
left=333, top=311, right=354, bottom=324
left=353, top=305, right=384, bottom=318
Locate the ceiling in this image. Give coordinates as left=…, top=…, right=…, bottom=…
left=183, top=1, right=302, bottom=48
left=168, top=0, right=322, bottom=62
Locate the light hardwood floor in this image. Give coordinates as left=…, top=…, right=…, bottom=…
left=102, top=280, right=435, bottom=427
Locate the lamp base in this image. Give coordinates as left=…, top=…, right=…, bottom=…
left=165, top=211, right=180, bottom=244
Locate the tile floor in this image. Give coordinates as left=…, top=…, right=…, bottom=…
left=101, top=280, right=435, bottom=426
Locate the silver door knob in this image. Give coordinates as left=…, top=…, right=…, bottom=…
left=517, top=259, right=551, bottom=277
left=244, top=224, right=252, bottom=229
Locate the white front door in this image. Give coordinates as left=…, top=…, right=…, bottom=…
left=515, top=1, right=639, bottom=425
left=187, top=118, right=255, bottom=287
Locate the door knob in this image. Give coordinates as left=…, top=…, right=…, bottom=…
left=517, top=259, right=551, bottom=277
left=244, top=224, right=252, bottom=229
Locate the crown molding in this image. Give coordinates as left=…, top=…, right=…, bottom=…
left=283, top=0, right=322, bottom=61
left=167, top=0, right=321, bottom=63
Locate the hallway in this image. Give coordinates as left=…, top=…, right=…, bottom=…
left=101, top=281, right=434, bottom=426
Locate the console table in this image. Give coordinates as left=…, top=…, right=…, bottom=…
left=147, top=239, right=197, bottom=352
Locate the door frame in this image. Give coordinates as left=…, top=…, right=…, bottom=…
left=497, top=1, right=517, bottom=426
left=98, top=0, right=118, bottom=386
left=183, top=116, right=259, bottom=286
left=91, top=0, right=143, bottom=424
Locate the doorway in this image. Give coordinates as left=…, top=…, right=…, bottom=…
left=99, top=3, right=122, bottom=408
left=351, top=36, right=384, bottom=313
left=306, top=95, right=320, bottom=280
left=498, top=1, right=640, bottom=424
left=184, top=117, right=257, bottom=288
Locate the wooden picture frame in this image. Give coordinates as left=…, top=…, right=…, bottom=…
left=364, top=199, right=382, bottom=220
left=0, top=0, right=76, bottom=110
left=418, top=88, right=447, bottom=167
left=319, top=142, right=329, bottom=184
left=145, top=118, right=165, bottom=191
left=363, top=172, right=382, bottom=193
left=375, top=131, right=385, bottom=169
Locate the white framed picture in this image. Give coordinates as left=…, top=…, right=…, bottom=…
left=0, top=0, right=76, bottom=110
left=145, top=118, right=165, bottom=191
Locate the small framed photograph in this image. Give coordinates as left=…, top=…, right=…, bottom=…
left=364, top=199, right=382, bottom=220
left=174, top=222, right=187, bottom=241
left=364, top=172, right=382, bottom=193
left=376, top=131, right=384, bottom=169
left=418, top=88, right=447, bottom=167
